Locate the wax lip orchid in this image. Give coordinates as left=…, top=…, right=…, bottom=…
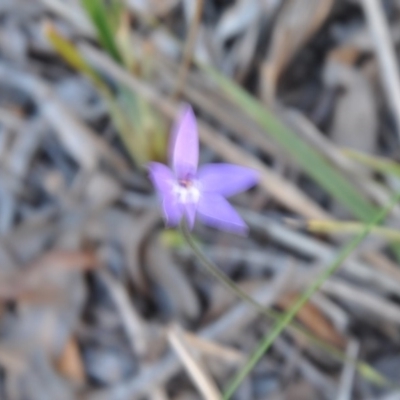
left=148, top=105, right=259, bottom=234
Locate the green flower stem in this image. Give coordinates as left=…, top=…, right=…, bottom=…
left=222, top=193, right=400, bottom=399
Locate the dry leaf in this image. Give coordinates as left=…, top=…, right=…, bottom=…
left=55, top=337, right=85, bottom=385
left=261, top=0, right=334, bottom=102
left=278, top=292, right=346, bottom=348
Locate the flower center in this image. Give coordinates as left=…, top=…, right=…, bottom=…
left=179, top=179, right=191, bottom=188
left=173, top=179, right=200, bottom=204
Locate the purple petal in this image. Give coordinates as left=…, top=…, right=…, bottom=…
left=148, top=162, right=174, bottom=194
left=198, top=164, right=259, bottom=197
left=170, top=104, right=199, bottom=179
left=162, top=193, right=183, bottom=227
left=148, top=162, right=182, bottom=226
left=183, top=203, right=197, bottom=230
left=197, top=194, right=248, bottom=234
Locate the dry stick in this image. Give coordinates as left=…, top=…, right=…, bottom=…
left=167, top=324, right=222, bottom=400
left=287, top=218, right=400, bottom=242
left=336, top=340, right=359, bottom=400
left=361, top=0, right=400, bottom=139
left=181, top=331, right=245, bottom=365
left=171, top=0, right=204, bottom=100
left=98, top=271, right=148, bottom=357
left=322, top=279, right=400, bottom=324
left=363, top=251, right=400, bottom=286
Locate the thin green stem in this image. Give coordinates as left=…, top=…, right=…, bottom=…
left=222, top=192, right=400, bottom=399
left=180, top=221, right=394, bottom=390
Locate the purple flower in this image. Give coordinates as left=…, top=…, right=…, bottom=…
left=148, top=105, right=259, bottom=234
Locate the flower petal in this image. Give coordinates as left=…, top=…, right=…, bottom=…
left=170, top=104, right=199, bottom=179
left=183, top=203, right=197, bottom=230
left=197, top=194, right=248, bottom=234
left=148, top=162, right=174, bottom=194
left=198, top=164, right=259, bottom=197
left=162, top=193, right=183, bottom=227
left=148, top=162, right=182, bottom=226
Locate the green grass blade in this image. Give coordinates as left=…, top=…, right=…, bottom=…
left=223, top=191, right=400, bottom=399
left=200, top=65, right=378, bottom=222
left=81, top=0, right=122, bottom=63
left=344, top=149, right=400, bottom=178
left=44, top=23, right=110, bottom=94
left=358, top=363, right=394, bottom=387
left=291, top=218, right=400, bottom=242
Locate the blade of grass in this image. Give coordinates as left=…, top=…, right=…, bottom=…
left=44, top=23, right=109, bottom=93
left=80, top=1, right=167, bottom=164
left=200, top=64, right=378, bottom=222
left=81, top=0, right=122, bottom=63
left=339, top=149, right=400, bottom=264
left=223, top=191, right=400, bottom=399
left=287, top=218, right=400, bottom=242
left=344, top=148, right=400, bottom=178
left=116, top=85, right=167, bottom=164
left=115, top=12, right=137, bottom=71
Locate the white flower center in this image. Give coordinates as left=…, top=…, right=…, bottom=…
left=173, top=179, right=200, bottom=204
